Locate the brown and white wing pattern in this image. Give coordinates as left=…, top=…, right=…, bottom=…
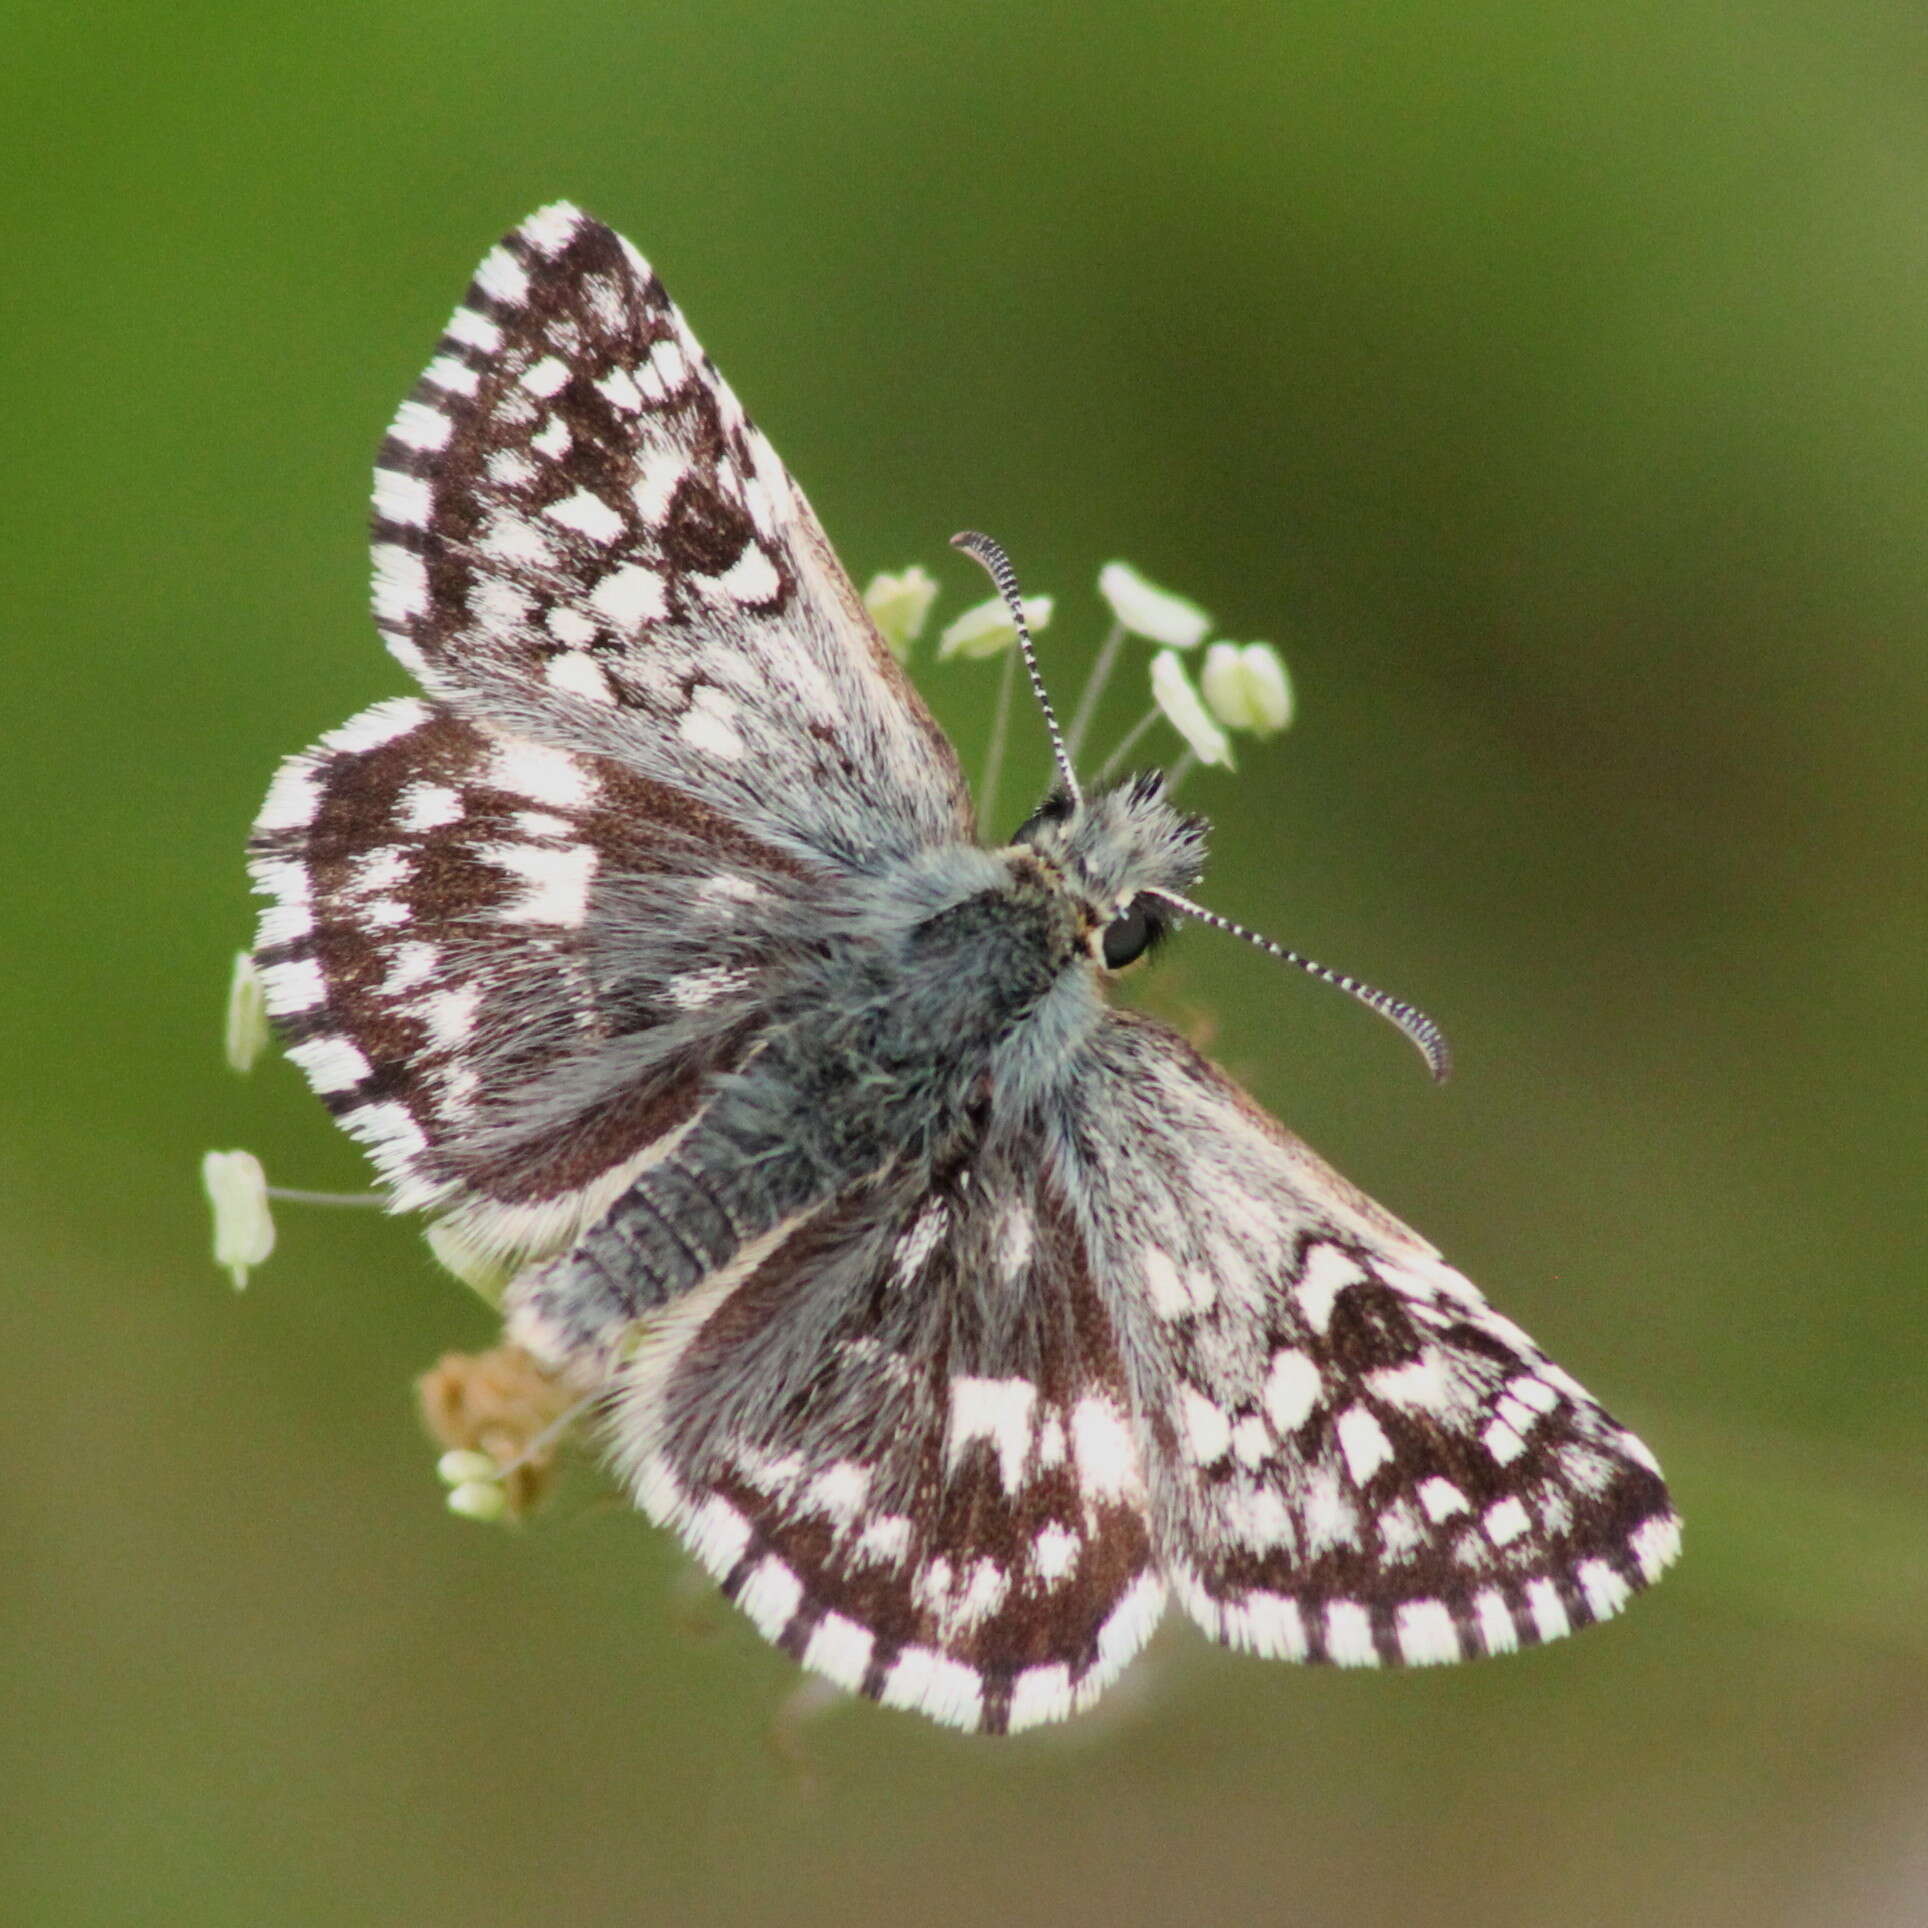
left=248, top=699, right=824, bottom=1260
left=597, top=1154, right=1167, bottom=1735
left=249, top=205, right=971, bottom=1254
left=367, top=203, right=971, bottom=868
left=1060, top=1013, right=1680, bottom=1671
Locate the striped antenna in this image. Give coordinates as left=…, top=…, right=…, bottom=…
left=1145, top=889, right=1452, bottom=1082
left=951, top=532, right=1081, bottom=808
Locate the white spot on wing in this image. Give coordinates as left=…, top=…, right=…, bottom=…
left=1031, top=1522, right=1080, bottom=1586
left=485, top=739, right=594, bottom=808
left=520, top=354, right=571, bottom=398
left=801, top=1461, right=870, bottom=1528
left=1143, top=1247, right=1188, bottom=1318
left=1336, top=1406, right=1394, bottom=1486
left=396, top=782, right=463, bottom=831
left=484, top=842, right=598, bottom=925
left=1263, top=1348, right=1323, bottom=1434
left=545, top=489, right=625, bottom=544
left=479, top=509, right=556, bottom=567
left=518, top=203, right=583, bottom=256
left=1295, top=1242, right=1367, bottom=1333
left=597, top=367, right=644, bottom=412
left=422, top=354, right=480, bottom=399
left=1483, top=1496, right=1531, bottom=1547
left=320, top=698, right=433, bottom=756
left=892, top=1202, right=948, bottom=1285
left=475, top=243, right=530, bottom=306
left=544, top=651, right=617, bottom=704
left=1630, top=1513, right=1681, bottom=1582
left=1577, top=1559, right=1632, bottom=1622
left=424, top=984, right=483, bottom=1048
left=589, top=562, right=667, bottom=628
left=667, top=965, right=750, bottom=1010
left=854, top=1513, right=911, bottom=1569
left=685, top=1494, right=751, bottom=1575
left=1224, top=1589, right=1308, bottom=1660
left=946, top=1376, right=1036, bottom=1494
left=1177, top=1386, right=1233, bottom=1465
left=1231, top=1414, right=1271, bottom=1470
left=710, top=543, right=781, bottom=606
left=1475, top=1588, right=1518, bottom=1654
left=1007, top=1664, right=1073, bottom=1732
left=1070, top=1394, right=1137, bottom=1501
left=1369, top=1351, right=1468, bottom=1417
left=630, top=447, right=688, bottom=524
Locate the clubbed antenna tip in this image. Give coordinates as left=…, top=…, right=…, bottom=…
left=1146, top=890, right=1452, bottom=1083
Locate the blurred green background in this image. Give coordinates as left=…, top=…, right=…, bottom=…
left=5, top=2, right=1924, bottom=1923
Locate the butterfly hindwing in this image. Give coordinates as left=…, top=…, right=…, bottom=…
left=595, top=1154, right=1169, bottom=1734
left=1061, top=1013, right=1680, bottom=1668
left=248, top=697, right=828, bottom=1260
left=369, top=202, right=972, bottom=868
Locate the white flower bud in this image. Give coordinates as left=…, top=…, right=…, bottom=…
left=862, top=566, right=940, bottom=659
left=446, top=1480, right=509, bottom=1522
left=425, top=1221, right=514, bottom=1307
left=224, top=951, right=271, bottom=1073
left=1097, top=561, right=1211, bottom=649
left=202, top=1149, right=276, bottom=1290
left=936, top=593, right=1054, bottom=660
left=1149, top=651, right=1235, bottom=769
left=1200, top=642, right=1293, bottom=736
left=436, top=1450, right=501, bottom=1487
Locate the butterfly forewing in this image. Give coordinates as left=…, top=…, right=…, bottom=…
left=369, top=202, right=971, bottom=867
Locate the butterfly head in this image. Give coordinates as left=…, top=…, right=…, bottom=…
left=1011, top=770, right=1208, bottom=974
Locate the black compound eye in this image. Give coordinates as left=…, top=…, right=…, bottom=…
left=1100, top=896, right=1160, bottom=970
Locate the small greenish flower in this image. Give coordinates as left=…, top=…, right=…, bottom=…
left=936, top=592, right=1054, bottom=661
left=1097, top=561, right=1211, bottom=650
left=1201, top=642, right=1293, bottom=737
left=446, top=1479, right=509, bottom=1522
left=863, top=565, right=940, bottom=660
left=1149, top=650, right=1235, bottom=769
left=425, top=1220, right=514, bottom=1307
left=224, top=951, right=270, bottom=1073
left=202, top=1149, right=276, bottom=1290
